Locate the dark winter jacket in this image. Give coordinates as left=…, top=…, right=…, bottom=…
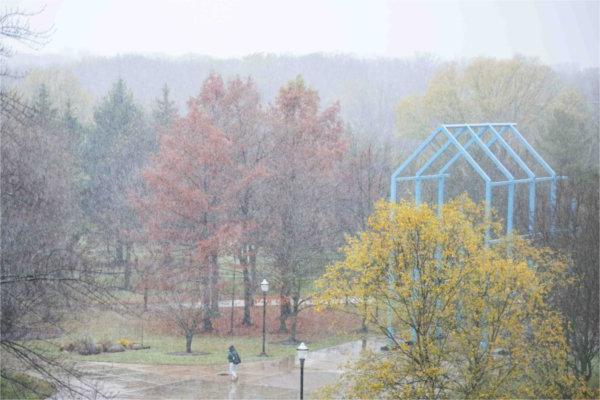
left=228, top=346, right=241, bottom=364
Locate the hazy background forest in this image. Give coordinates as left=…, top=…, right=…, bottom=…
left=7, top=52, right=440, bottom=138
left=1, top=1, right=599, bottom=399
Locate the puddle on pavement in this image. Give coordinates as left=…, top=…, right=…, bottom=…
left=54, top=337, right=387, bottom=399
left=126, top=379, right=298, bottom=400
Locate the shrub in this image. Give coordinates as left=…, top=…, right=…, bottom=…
left=59, top=341, right=76, bottom=352
left=75, top=337, right=100, bottom=355
left=98, top=339, right=113, bottom=353
left=117, top=338, right=133, bottom=349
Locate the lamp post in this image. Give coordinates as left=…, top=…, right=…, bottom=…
left=260, top=279, right=269, bottom=356
left=297, top=342, right=308, bottom=400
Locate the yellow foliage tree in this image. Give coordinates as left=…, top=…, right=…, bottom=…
left=315, top=198, right=590, bottom=399
left=396, top=56, right=565, bottom=140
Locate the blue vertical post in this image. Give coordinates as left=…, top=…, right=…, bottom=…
left=485, top=183, right=492, bottom=245
left=434, top=176, right=444, bottom=340
left=437, top=177, right=445, bottom=216
left=411, top=267, right=419, bottom=344
left=528, top=181, right=536, bottom=234
left=507, top=183, right=515, bottom=235
left=481, top=181, right=491, bottom=348
left=415, top=178, right=422, bottom=206
left=387, top=176, right=397, bottom=346
left=412, top=177, right=422, bottom=345
left=570, top=198, right=578, bottom=235
left=550, top=177, right=557, bottom=235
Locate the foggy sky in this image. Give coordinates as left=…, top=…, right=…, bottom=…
left=6, top=0, right=600, bottom=67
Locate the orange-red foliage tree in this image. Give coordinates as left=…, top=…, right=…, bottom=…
left=262, top=76, right=346, bottom=342
left=196, top=74, right=266, bottom=327
left=133, top=98, right=249, bottom=352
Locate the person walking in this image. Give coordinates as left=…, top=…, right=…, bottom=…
left=227, top=345, right=241, bottom=381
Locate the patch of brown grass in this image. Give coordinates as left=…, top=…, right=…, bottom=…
left=145, top=305, right=361, bottom=342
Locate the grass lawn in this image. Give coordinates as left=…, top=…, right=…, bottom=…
left=52, top=333, right=358, bottom=365
left=0, top=371, right=56, bottom=400
left=41, top=309, right=361, bottom=366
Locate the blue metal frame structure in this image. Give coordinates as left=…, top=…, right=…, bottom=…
left=390, top=123, right=563, bottom=238
left=387, top=123, right=563, bottom=345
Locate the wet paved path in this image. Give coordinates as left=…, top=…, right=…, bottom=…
left=53, top=338, right=386, bottom=399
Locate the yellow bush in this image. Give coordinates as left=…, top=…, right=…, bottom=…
left=117, top=338, right=132, bottom=348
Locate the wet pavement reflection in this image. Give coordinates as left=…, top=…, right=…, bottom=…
left=52, top=337, right=386, bottom=399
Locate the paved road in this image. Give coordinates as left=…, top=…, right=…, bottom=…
left=52, top=338, right=386, bottom=399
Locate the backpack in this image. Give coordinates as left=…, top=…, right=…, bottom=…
left=233, top=350, right=241, bottom=365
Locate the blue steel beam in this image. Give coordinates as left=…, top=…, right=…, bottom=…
left=487, top=125, right=535, bottom=179
left=444, top=122, right=516, bottom=128
left=507, top=125, right=556, bottom=177
left=529, top=183, right=536, bottom=233
left=415, top=179, right=422, bottom=205
left=485, top=182, right=492, bottom=244
left=396, top=173, right=450, bottom=182
left=436, top=123, right=527, bottom=235
left=440, top=126, right=491, bottom=183
left=550, top=178, right=557, bottom=234
left=507, top=124, right=558, bottom=233
left=507, top=123, right=558, bottom=234
left=415, top=127, right=468, bottom=177
left=437, top=176, right=445, bottom=216
left=490, top=176, right=565, bottom=186
left=388, top=177, right=397, bottom=346
left=391, top=127, right=443, bottom=184
left=488, top=125, right=537, bottom=233
left=464, top=126, right=514, bottom=181
left=464, top=125, right=516, bottom=233
left=438, top=126, right=508, bottom=175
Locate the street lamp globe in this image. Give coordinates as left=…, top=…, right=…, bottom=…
left=261, top=279, right=269, bottom=293
left=297, top=342, right=308, bottom=361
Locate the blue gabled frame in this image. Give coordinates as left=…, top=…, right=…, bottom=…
left=386, top=123, right=564, bottom=346
left=390, top=123, right=564, bottom=241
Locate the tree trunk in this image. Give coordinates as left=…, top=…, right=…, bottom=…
left=249, top=247, right=257, bottom=306
left=242, top=261, right=252, bottom=326
left=185, top=331, right=193, bottom=353
left=210, top=254, right=219, bottom=314
left=201, top=264, right=213, bottom=332
left=288, top=293, right=300, bottom=343
left=203, top=313, right=213, bottom=332
left=361, top=316, right=368, bottom=333
left=230, top=263, right=236, bottom=335
left=279, top=288, right=290, bottom=333
left=279, top=309, right=288, bottom=333
left=361, top=295, right=368, bottom=333
left=289, top=314, right=298, bottom=343
left=143, top=284, right=148, bottom=312
left=116, top=239, right=124, bottom=267
left=123, top=243, right=131, bottom=290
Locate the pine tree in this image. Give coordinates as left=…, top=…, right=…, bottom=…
left=62, top=99, right=80, bottom=133
left=84, top=79, right=149, bottom=290
left=31, top=83, right=57, bottom=124
left=153, top=83, right=177, bottom=128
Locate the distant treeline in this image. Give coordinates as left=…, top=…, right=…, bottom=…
left=7, top=52, right=440, bottom=137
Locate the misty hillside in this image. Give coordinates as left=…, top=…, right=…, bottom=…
left=7, top=53, right=439, bottom=137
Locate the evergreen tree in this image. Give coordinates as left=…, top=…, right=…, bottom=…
left=83, top=79, right=150, bottom=289
left=62, top=99, right=80, bottom=134
left=152, top=83, right=177, bottom=128
left=31, top=83, right=57, bottom=124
